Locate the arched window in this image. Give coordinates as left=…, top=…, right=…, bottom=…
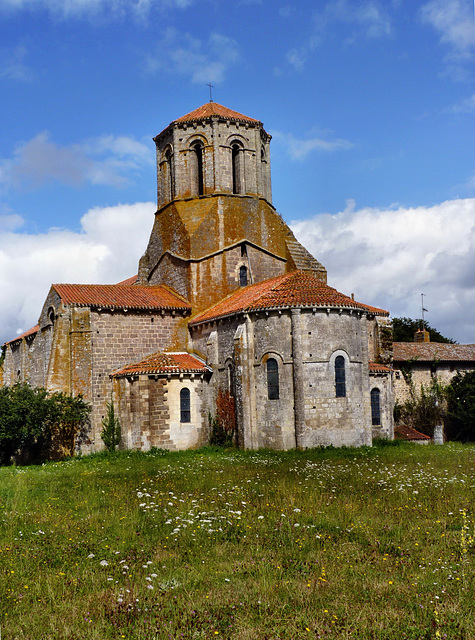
left=191, top=141, right=204, bottom=196
left=227, top=363, right=235, bottom=397
left=164, top=147, right=174, bottom=201
left=371, top=388, right=381, bottom=426
left=232, top=142, right=243, bottom=194
left=335, top=355, right=346, bottom=398
left=267, top=358, right=279, bottom=400
left=239, top=265, right=248, bottom=287
left=180, top=388, right=191, bottom=423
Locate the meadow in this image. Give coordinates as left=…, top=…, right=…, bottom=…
left=0, top=442, right=474, bottom=639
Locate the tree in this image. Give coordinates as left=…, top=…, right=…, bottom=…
left=392, top=317, right=456, bottom=343
left=0, top=383, right=91, bottom=464
left=445, top=371, right=475, bottom=442
left=100, top=398, right=121, bottom=452
left=395, top=377, right=446, bottom=438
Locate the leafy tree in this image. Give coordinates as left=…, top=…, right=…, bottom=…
left=101, top=398, right=121, bottom=452
left=392, top=317, right=456, bottom=343
left=445, top=371, right=475, bottom=442
left=0, top=383, right=91, bottom=464
left=395, top=377, right=446, bottom=438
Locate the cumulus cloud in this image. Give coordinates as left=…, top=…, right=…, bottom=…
left=420, top=0, right=475, bottom=60
left=0, top=45, right=34, bottom=82
left=447, top=93, right=475, bottom=114
left=145, top=29, right=239, bottom=84
left=0, top=202, right=154, bottom=344
left=0, top=0, right=193, bottom=19
left=271, top=129, right=353, bottom=160
left=290, top=198, right=475, bottom=343
left=0, top=131, right=152, bottom=191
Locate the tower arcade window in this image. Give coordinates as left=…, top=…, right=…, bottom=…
left=371, top=388, right=381, bottom=426
left=231, top=142, right=243, bottom=194
left=239, top=265, right=248, bottom=287
left=180, top=388, right=191, bottom=423
left=335, top=355, right=346, bottom=398
left=191, top=141, right=204, bottom=196
left=164, top=147, right=174, bottom=201
left=266, top=358, right=279, bottom=400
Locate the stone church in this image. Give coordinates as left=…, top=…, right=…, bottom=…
left=3, top=102, right=394, bottom=452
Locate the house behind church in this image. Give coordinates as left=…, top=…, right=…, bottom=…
left=3, top=102, right=394, bottom=452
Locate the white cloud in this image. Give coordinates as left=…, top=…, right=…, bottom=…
left=319, top=0, right=392, bottom=39
left=0, top=0, right=193, bottom=19
left=0, top=131, right=152, bottom=191
left=0, top=202, right=154, bottom=344
left=448, top=93, right=475, bottom=114
left=0, top=45, right=34, bottom=82
left=145, top=29, right=240, bottom=84
left=271, top=129, right=353, bottom=160
left=291, top=198, right=475, bottom=343
left=420, top=0, right=475, bottom=60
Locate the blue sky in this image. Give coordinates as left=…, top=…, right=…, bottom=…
left=1, top=0, right=475, bottom=344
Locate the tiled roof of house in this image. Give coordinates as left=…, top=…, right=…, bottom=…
left=52, top=284, right=191, bottom=311
left=190, top=271, right=382, bottom=326
left=116, top=275, right=139, bottom=285
left=394, top=425, right=431, bottom=441
left=173, top=102, right=260, bottom=125
left=5, top=325, right=39, bottom=345
left=369, top=362, right=392, bottom=373
left=112, top=352, right=211, bottom=377
left=393, top=342, right=475, bottom=362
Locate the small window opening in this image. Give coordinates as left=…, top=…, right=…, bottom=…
left=335, top=355, right=346, bottom=398
left=267, top=358, right=279, bottom=400
left=239, top=265, right=248, bottom=287
left=240, top=242, right=247, bottom=257
left=165, top=148, right=174, bottom=200
left=232, top=142, right=242, bottom=194
left=227, top=364, right=235, bottom=397
left=371, top=388, right=381, bottom=426
left=191, top=141, right=204, bottom=196
left=180, top=388, right=191, bottom=423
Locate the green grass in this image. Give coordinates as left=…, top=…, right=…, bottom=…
left=1, top=442, right=474, bottom=639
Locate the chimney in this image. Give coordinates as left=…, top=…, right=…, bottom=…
left=414, top=329, right=430, bottom=342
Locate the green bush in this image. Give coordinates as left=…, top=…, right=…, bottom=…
left=100, top=398, right=121, bottom=451
left=445, top=370, right=475, bottom=442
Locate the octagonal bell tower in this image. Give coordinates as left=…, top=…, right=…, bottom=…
left=154, top=102, right=272, bottom=208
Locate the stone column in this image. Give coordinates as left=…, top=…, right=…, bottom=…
left=291, top=308, right=305, bottom=448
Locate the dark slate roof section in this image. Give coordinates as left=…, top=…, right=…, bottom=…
left=52, top=284, right=191, bottom=311
left=394, top=425, right=431, bottom=441
left=393, top=343, right=475, bottom=363
left=190, top=271, right=380, bottom=326
left=112, top=352, right=211, bottom=378
left=5, top=325, right=39, bottom=346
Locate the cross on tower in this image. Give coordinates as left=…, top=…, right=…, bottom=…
left=207, top=82, right=214, bottom=102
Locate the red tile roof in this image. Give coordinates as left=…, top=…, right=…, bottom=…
left=393, top=342, right=475, bottom=362
left=369, top=362, right=392, bottom=373
left=5, top=325, right=39, bottom=345
left=190, top=271, right=380, bottom=326
left=52, top=284, right=190, bottom=311
left=173, top=102, right=260, bottom=125
left=116, top=275, right=139, bottom=285
left=112, top=352, right=211, bottom=377
left=394, top=425, right=431, bottom=441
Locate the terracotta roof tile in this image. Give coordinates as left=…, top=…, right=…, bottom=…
left=116, top=275, right=139, bottom=285
left=394, top=425, right=431, bottom=441
left=52, top=284, right=191, bottom=311
left=173, top=102, right=260, bottom=125
left=112, top=352, right=211, bottom=377
left=393, top=342, right=475, bottom=362
left=369, top=362, right=392, bottom=373
left=190, top=271, right=375, bottom=326
left=5, top=325, right=39, bottom=345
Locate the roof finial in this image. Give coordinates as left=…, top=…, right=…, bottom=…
left=207, top=82, right=214, bottom=102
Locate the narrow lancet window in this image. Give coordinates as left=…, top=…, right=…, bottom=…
left=180, top=388, right=191, bottom=423
left=267, top=358, right=279, bottom=400
left=191, top=141, right=204, bottom=196
left=335, top=355, right=346, bottom=398
left=239, top=265, right=248, bottom=287
left=371, top=388, right=381, bottom=425
left=232, top=142, right=242, bottom=194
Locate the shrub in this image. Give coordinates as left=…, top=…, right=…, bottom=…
left=101, top=398, right=122, bottom=452
left=445, top=370, right=475, bottom=442
left=209, top=388, right=235, bottom=447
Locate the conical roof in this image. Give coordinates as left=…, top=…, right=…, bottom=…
left=173, top=102, right=260, bottom=125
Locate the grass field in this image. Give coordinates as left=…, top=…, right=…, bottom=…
left=0, top=441, right=474, bottom=639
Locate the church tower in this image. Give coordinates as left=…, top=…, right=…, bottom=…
left=138, top=102, right=326, bottom=311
